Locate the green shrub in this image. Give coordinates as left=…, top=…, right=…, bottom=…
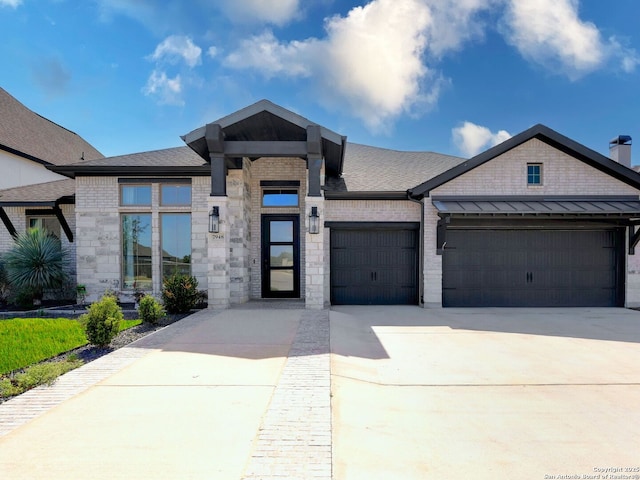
left=0, top=356, right=83, bottom=398
left=162, top=274, right=199, bottom=314
left=4, top=228, right=68, bottom=302
left=138, top=294, right=165, bottom=324
left=80, top=294, right=123, bottom=347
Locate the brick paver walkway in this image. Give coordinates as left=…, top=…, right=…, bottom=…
left=242, top=309, right=332, bottom=479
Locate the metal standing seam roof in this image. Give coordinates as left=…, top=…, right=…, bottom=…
left=432, top=196, right=640, bottom=216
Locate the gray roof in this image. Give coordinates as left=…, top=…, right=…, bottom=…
left=432, top=196, right=640, bottom=217
left=325, top=143, right=465, bottom=193
left=67, top=146, right=206, bottom=168
left=0, top=87, right=103, bottom=166
left=0, top=179, right=76, bottom=206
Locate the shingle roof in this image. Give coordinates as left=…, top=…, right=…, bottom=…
left=325, top=143, right=465, bottom=192
left=0, top=178, right=76, bottom=206
left=0, top=87, right=103, bottom=166
left=68, top=146, right=206, bottom=167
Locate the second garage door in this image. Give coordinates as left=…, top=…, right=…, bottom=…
left=330, top=225, right=419, bottom=305
left=443, top=229, right=623, bottom=307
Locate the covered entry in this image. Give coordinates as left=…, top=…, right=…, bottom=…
left=329, top=223, right=419, bottom=305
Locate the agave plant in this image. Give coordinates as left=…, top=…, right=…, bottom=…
left=4, top=228, right=68, bottom=303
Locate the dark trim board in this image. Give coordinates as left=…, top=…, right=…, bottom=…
left=118, top=178, right=192, bottom=184
left=325, top=221, right=420, bottom=230
left=260, top=180, right=301, bottom=187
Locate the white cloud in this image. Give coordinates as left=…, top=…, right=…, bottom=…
left=207, top=46, right=219, bottom=59
left=142, top=70, right=183, bottom=106
left=452, top=121, right=511, bottom=157
left=217, top=0, right=301, bottom=26
left=224, top=0, right=489, bottom=130
left=0, top=0, right=21, bottom=7
left=502, top=0, right=606, bottom=79
left=149, top=35, right=202, bottom=68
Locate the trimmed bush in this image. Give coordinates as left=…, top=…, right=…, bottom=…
left=162, top=274, right=199, bottom=314
left=138, top=294, right=165, bottom=324
left=80, top=294, right=123, bottom=347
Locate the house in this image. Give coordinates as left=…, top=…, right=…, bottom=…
left=1, top=91, right=637, bottom=309
left=40, top=99, right=640, bottom=309
left=0, top=88, right=103, bottom=286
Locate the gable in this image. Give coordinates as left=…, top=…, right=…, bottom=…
left=431, top=138, right=640, bottom=197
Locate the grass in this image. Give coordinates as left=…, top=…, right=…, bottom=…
left=0, top=318, right=142, bottom=376
left=0, top=356, right=84, bottom=398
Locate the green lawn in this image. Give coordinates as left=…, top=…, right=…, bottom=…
left=0, top=318, right=142, bottom=376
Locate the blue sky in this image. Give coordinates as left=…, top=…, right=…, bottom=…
left=1, top=0, right=639, bottom=165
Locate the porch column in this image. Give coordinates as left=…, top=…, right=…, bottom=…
left=206, top=123, right=227, bottom=196
left=305, top=197, right=325, bottom=309
left=207, top=195, right=230, bottom=308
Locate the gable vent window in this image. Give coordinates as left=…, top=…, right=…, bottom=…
left=527, top=163, right=543, bottom=186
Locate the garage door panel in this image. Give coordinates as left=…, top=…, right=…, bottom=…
left=330, top=227, right=418, bottom=305
left=443, top=229, right=621, bottom=307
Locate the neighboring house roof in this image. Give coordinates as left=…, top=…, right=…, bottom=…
left=325, top=143, right=464, bottom=196
left=182, top=99, right=347, bottom=177
left=0, top=178, right=75, bottom=206
left=0, top=87, right=103, bottom=166
left=49, top=146, right=210, bottom=177
left=409, top=124, right=640, bottom=199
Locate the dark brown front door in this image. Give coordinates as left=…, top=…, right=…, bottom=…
left=261, top=215, right=300, bottom=298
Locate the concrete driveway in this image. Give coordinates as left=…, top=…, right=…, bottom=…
left=331, top=306, right=640, bottom=480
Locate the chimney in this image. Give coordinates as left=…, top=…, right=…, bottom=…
left=609, top=135, right=632, bottom=168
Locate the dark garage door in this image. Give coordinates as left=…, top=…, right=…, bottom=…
left=443, top=229, right=623, bottom=307
left=330, top=226, right=418, bottom=305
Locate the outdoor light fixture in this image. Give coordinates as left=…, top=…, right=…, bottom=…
left=309, top=206, right=320, bottom=234
left=209, top=206, right=220, bottom=233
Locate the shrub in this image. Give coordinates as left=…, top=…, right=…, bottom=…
left=138, top=294, right=165, bottom=324
left=4, top=228, right=68, bottom=303
left=0, top=356, right=83, bottom=398
left=80, top=294, right=123, bottom=347
left=162, top=274, right=199, bottom=314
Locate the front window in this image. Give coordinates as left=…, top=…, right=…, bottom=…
left=262, top=189, right=299, bottom=207
left=122, top=214, right=152, bottom=290
left=527, top=163, right=542, bottom=185
left=121, top=185, right=152, bottom=205
left=28, top=216, right=60, bottom=238
left=161, top=213, right=191, bottom=278
left=161, top=184, right=191, bottom=206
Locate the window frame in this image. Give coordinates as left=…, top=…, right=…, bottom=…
left=160, top=212, right=192, bottom=280
left=121, top=213, right=153, bottom=291
left=26, top=215, right=61, bottom=238
left=527, top=163, right=543, bottom=186
left=120, top=184, right=152, bottom=206
left=160, top=184, right=192, bottom=206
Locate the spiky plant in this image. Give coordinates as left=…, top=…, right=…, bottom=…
left=4, top=228, right=68, bottom=302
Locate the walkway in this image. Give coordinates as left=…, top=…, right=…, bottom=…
left=0, top=305, right=331, bottom=480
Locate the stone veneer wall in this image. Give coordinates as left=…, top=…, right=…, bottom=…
left=76, top=176, right=209, bottom=303
left=324, top=200, right=421, bottom=305
left=248, top=157, right=308, bottom=300
left=423, top=138, right=640, bottom=306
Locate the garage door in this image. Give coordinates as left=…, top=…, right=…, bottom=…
left=443, top=229, right=623, bottom=307
left=330, top=226, right=418, bottom=305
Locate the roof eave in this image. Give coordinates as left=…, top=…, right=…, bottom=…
left=48, top=165, right=212, bottom=178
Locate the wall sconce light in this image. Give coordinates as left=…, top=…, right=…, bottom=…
left=309, top=206, right=320, bottom=234
left=209, top=206, right=219, bottom=233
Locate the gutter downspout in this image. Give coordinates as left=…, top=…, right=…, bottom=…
left=408, top=192, right=425, bottom=306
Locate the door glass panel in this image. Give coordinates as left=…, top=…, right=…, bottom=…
left=271, top=245, right=294, bottom=267
left=270, top=221, right=293, bottom=242
left=270, top=270, right=294, bottom=292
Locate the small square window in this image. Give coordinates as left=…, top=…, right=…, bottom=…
left=121, top=185, right=151, bottom=205
left=527, top=164, right=542, bottom=185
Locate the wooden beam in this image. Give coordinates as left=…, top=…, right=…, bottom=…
left=223, top=141, right=307, bottom=157
left=53, top=206, right=74, bottom=243
left=0, top=207, right=17, bottom=238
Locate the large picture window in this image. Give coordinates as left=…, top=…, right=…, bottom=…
left=121, top=185, right=152, bottom=205
left=122, top=214, right=152, bottom=290
left=161, top=213, right=191, bottom=278
left=161, top=184, right=191, bottom=206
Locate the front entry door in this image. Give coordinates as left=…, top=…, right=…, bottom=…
left=261, top=215, right=300, bottom=298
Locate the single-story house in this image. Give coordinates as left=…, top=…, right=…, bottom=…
left=38, top=99, right=640, bottom=309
